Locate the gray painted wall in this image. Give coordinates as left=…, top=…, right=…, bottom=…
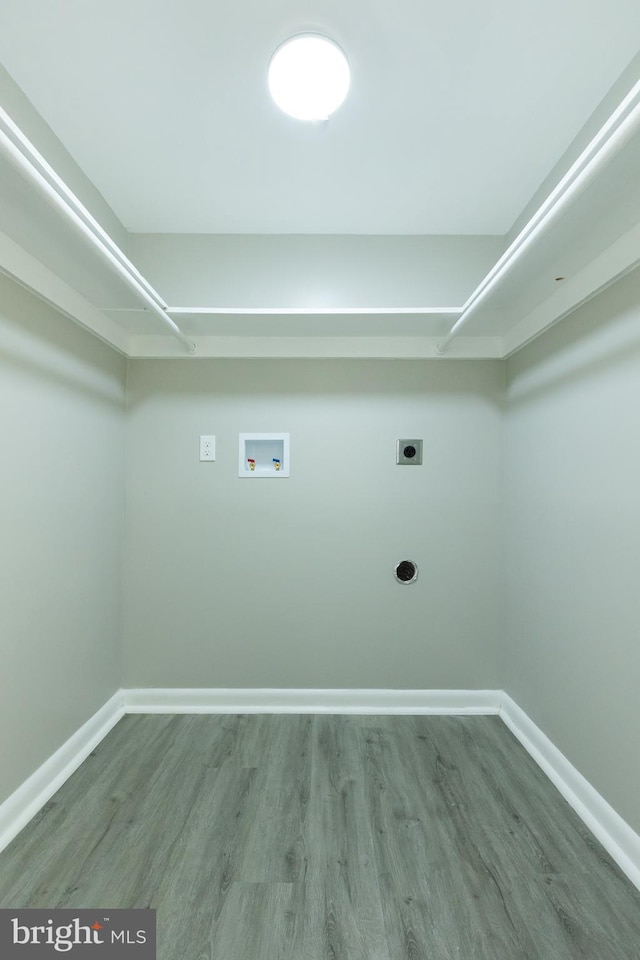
left=5, top=263, right=640, bottom=844
left=123, top=359, right=505, bottom=689
left=0, top=275, right=126, bottom=805
left=505, top=268, right=640, bottom=835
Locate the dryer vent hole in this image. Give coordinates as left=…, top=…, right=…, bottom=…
left=395, top=560, right=418, bottom=584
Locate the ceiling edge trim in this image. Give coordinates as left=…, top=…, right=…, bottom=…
left=125, top=335, right=504, bottom=360
left=438, top=73, right=640, bottom=353
left=166, top=306, right=462, bottom=316
left=502, top=219, right=640, bottom=357
left=0, top=229, right=129, bottom=354
left=0, top=107, right=195, bottom=353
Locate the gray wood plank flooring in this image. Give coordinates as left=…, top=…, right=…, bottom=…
left=0, top=714, right=639, bottom=959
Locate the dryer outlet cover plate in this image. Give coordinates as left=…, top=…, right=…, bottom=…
left=396, top=439, right=423, bottom=465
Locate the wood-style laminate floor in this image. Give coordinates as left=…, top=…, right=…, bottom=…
left=0, top=714, right=639, bottom=959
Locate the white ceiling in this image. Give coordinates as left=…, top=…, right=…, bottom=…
left=1, top=1, right=640, bottom=358
left=1, top=0, right=640, bottom=234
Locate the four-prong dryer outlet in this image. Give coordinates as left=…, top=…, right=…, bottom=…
left=396, top=439, right=422, bottom=465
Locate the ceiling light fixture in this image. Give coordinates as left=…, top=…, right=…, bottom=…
left=268, top=34, right=350, bottom=121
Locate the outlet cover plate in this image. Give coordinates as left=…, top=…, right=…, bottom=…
left=200, top=435, right=216, bottom=461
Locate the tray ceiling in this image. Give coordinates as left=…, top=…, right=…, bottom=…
left=1, top=0, right=640, bottom=357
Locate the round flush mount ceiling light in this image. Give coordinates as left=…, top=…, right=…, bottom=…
left=268, top=34, right=350, bottom=121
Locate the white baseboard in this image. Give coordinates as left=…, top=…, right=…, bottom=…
left=500, top=693, right=640, bottom=892
left=1, top=687, right=638, bottom=896
left=0, top=691, right=124, bottom=855
left=121, top=687, right=503, bottom=715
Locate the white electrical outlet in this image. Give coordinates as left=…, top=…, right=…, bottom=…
left=199, top=435, right=216, bottom=461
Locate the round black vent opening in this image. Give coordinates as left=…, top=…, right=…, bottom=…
left=395, top=560, right=418, bottom=584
